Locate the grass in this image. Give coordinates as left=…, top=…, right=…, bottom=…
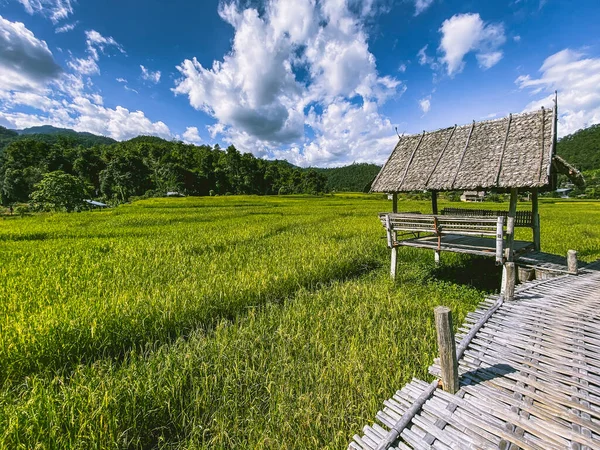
left=0, top=195, right=598, bottom=449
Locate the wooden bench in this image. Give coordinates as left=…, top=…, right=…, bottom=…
left=441, top=207, right=533, bottom=228
left=378, top=212, right=528, bottom=281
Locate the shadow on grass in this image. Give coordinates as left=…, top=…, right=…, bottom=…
left=431, top=256, right=502, bottom=293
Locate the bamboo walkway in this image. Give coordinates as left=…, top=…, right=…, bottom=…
left=350, top=262, right=600, bottom=450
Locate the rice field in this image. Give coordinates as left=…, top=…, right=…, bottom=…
left=0, top=195, right=599, bottom=449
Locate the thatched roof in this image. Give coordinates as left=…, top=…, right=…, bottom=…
left=371, top=107, right=580, bottom=192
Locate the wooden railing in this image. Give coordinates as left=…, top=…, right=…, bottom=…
left=441, top=207, right=533, bottom=228
left=379, top=212, right=507, bottom=264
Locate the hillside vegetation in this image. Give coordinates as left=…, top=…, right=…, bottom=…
left=0, top=195, right=598, bottom=448
left=315, top=163, right=381, bottom=192
left=0, top=129, right=328, bottom=206
left=557, top=124, right=600, bottom=172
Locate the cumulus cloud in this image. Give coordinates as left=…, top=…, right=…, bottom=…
left=182, top=126, right=202, bottom=144
left=140, top=65, right=161, bottom=83
left=0, top=95, right=171, bottom=141
left=439, top=13, right=506, bottom=75
left=174, top=0, right=402, bottom=166
left=17, top=0, right=74, bottom=24
left=516, top=49, right=600, bottom=137
left=67, top=56, right=99, bottom=75
left=0, top=16, right=63, bottom=92
left=0, top=17, right=169, bottom=142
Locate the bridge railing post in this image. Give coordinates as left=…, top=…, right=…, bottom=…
left=567, top=250, right=578, bottom=275
left=434, top=306, right=459, bottom=394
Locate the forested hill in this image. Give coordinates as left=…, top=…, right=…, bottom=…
left=557, top=124, right=600, bottom=172
left=315, top=163, right=381, bottom=192
left=0, top=125, right=116, bottom=152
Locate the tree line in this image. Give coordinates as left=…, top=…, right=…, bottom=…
left=0, top=133, right=329, bottom=209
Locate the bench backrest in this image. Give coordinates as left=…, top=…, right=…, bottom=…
left=379, top=212, right=503, bottom=236
left=379, top=212, right=507, bottom=263
left=441, top=207, right=533, bottom=228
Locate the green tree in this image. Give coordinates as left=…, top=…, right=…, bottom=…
left=30, top=171, right=88, bottom=212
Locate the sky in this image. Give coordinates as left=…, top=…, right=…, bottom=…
left=0, top=0, right=599, bottom=167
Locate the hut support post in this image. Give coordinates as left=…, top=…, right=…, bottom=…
left=432, top=191, right=440, bottom=264
left=434, top=306, right=459, bottom=394
left=532, top=188, right=541, bottom=251
left=507, top=188, right=518, bottom=260
left=391, top=194, right=398, bottom=280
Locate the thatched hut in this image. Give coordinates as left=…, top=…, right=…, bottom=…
left=372, top=98, right=584, bottom=280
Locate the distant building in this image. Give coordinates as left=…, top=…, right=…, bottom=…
left=555, top=188, right=573, bottom=198
left=460, top=191, right=485, bottom=202
left=84, top=199, right=109, bottom=208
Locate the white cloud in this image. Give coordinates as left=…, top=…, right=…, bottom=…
left=17, top=0, right=74, bottom=24
left=0, top=16, right=62, bottom=92
left=0, top=95, right=171, bottom=141
left=516, top=49, right=600, bottom=137
left=55, top=21, right=77, bottom=33
left=274, top=99, right=399, bottom=167
left=398, top=63, right=407, bottom=73
left=84, top=30, right=125, bottom=61
left=513, top=35, right=521, bottom=42
left=67, top=30, right=124, bottom=76
left=116, top=77, right=127, bottom=83
left=67, top=56, right=99, bottom=75
left=182, top=126, right=202, bottom=144
left=439, top=13, right=506, bottom=75
left=140, top=65, right=161, bottom=83
left=414, top=0, right=434, bottom=16
left=419, top=96, right=431, bottom=114
left=174, top=0, right=402, bottom=166
left=0, top=17, right=170, bottom=142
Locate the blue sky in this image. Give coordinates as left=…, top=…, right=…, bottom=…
left=0, top=0, right=599, bottom=166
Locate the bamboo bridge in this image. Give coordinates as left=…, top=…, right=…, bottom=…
left=349, top=261, right=600, bottom=450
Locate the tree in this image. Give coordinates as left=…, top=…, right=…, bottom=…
left=29, top=171, right=88, bottom=212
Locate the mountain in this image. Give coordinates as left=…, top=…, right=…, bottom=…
left=315, top=163, right=381, bottom=192
left=17, top=125, right=82, bottom=136
left=0, top=126, right=117, bottom=154
left=557, top=124, right=600, bottom=172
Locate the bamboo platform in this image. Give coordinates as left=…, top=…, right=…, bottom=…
left=349, top=262, right=600, bottom=450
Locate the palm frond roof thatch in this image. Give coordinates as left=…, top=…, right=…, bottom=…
left=371, top=107, right=583, bottom=192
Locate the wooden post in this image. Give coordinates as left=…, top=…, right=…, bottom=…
left=390, top=247, right=397, bottom=280
left=567, top=250, right=578, bottom=275
left=509, top=188, right=518, bottom=217
left=434, top=250, right=441, bottom=265
left=505, top=216, right=515, bottom=262
left=502, top=262, right=516, bottom=301
left=495, top=216, right=505, bottom=265
left=431, top=190, right=438, bottom=215
left=391, top=195, right=398, bottom=280
left=531, top=188, right=540, bottom=251
left=434, top=306, right=459, bottom=394
left=386, top=215, right=397, bottom=280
